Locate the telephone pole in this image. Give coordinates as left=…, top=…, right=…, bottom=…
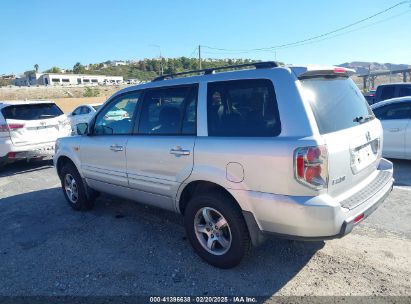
left=149, top=44, right=163, bottom=75
left=198, top=45, right=202, bottom=69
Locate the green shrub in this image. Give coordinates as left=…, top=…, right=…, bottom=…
left=83, top=87, right=100, bottom=97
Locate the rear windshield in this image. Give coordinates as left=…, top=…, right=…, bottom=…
left=1, top=103, right=64, bottom=120
left=300, top=77, right=373, bottom=134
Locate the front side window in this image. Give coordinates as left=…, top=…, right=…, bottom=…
left=80, top=107, right=91, bottom=114
left=73, top=107, right=82, bottom=115
left=138, top=85, right=198, bottom=135
left=207, top=79, right=281, bottom=137
left=373, top=102, right=411, bottom=120
left=93, top=92, right=140, bottom=135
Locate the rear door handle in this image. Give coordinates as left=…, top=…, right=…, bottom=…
left=110, top=144, right=124, bottom=152
left=389, top=128, right=401, bottom=132
left=170, top=146, right=190, bottom=156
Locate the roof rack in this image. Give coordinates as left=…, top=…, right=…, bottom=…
left=152, top=61, right=278, bottom=82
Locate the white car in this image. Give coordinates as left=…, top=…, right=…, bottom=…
left=0, top=100, right=71, bottom=168
left=371, top=96, right=411, bottom=160
left=68, top=103, right=102, bottom=134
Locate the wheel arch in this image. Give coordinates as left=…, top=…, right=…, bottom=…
left=178, top=180, right=241, bottom=215
left=56, top=155, right=77, bottom=178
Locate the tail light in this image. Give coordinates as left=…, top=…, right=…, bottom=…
left=7, top=152, right=17, bottom=159
left=294, top=145, right=328, bottom=189
left=0, top=123, right=25, bottom=132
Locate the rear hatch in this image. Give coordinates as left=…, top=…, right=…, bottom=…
left=1, top=103, right=71, bottom=146
left=298, top=70, right=381, bottom=198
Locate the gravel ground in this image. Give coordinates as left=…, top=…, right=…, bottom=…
left=0, top=159, right=410, bottom=299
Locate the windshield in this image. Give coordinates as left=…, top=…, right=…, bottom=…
left=1, top=103, right=64, bottom=120
left=300, top=77, right=373, bottom=134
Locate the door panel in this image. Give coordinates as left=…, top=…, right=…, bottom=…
left=126, top=136, right=195, bottom=196
left=405, top=120, right=411, bottom=159
left=381, top=120, right=407, bottom=158
left=81, top=135, right=129, bottom=186
left=81, top=92, right=141, bottom=187
left=126, top=84, right=198, bottom=209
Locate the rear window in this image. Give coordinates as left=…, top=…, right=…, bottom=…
left=1, top=103, right=64, bottom=120
left=380, top=86, right=395, bottom=100
left=301, top=77, right=373, bottom=134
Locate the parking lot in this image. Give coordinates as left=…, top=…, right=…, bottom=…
left=0, top=159, right=410, bottom=298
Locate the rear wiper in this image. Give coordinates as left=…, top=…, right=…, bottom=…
left=353, top=114, right=374, bottom=123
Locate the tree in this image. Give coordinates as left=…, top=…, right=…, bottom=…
left=34, top=64, right=39, bottom=73
left=44, top=66, right=61, bottom=73
left=73, top=62, right=86, bottom=74
left=24, top=70, right=35, bottom=76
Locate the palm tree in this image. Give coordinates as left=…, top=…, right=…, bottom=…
left=34, top=64, right=39, bottom=73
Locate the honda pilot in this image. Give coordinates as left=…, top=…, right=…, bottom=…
left=54, top=62, right=394, bottom=268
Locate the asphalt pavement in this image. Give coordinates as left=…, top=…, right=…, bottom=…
left=0, top=159, right=410, bottom=298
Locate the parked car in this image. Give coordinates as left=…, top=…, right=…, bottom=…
left=54, top=63, right=394, bottom=268
left=68, top=103, right=102, bottom=134
left=370, top=83, right=411, bottom=105
left=0, top=100, right=71, bottom=168
left=126, top=79, right=139, bottom=85
left=364, top=89, right=376, bottom=104
left=371, top=97, right=411, bottom=159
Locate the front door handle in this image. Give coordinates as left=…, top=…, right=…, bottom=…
left=389, top=128, right=401, bottom=132
left=110, top=144, right=124, bottom=152
left=170, top=146, right=190, bottom=156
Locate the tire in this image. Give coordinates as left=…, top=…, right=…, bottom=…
left=60, top=162, right=95, bottom=211
left=184, top=190, right=251, bottom=269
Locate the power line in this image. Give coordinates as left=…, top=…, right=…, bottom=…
left=202, top=0, right=411, bottom=53
left=200, top=9, right=409, bottom=56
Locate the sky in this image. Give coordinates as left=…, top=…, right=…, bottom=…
left=0, top=0, right=410, bottom=75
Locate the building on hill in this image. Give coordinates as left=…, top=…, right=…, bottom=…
left=14, top=73, right=123, bottom=86
left=1, top=74, right=16, bottom=80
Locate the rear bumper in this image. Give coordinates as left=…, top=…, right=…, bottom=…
left=0, top=141, right=56, bottom=160
left=239, top=158, right=394, bottom=243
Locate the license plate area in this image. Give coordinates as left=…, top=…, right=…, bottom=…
left=350, top=138, right=379, bottom=174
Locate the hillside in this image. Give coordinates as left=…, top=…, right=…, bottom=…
left=76, top=58, right=266, bottom=82
left=338, top=61, right=410, bottom=75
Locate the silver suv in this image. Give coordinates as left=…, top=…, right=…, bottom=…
left=54, top=62, right=394, bottom=268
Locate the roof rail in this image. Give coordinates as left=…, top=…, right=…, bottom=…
left=152, top=61, right=278, bottom=82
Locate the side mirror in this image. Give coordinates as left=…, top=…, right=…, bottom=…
left=76, top=123, right=89, bottom=135
left=71, top=112, right=76, bottom=116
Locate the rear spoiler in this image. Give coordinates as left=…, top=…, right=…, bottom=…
left=291, top=66, right=356, bottom=79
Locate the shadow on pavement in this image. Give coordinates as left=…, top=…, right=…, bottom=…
left=389, top=158, right=411, bottom=186
left=0, top=159, right=54, bottom=178
left=0, top=187, right=323, bottom=296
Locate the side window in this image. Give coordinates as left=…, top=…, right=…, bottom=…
left=207, top=79, right=281, bottom=137
left=93, top=92, right=140, bottom=135
left=138, top=85, right=198, bottom=135
left=374, top=103, right=411, bottom=120
left=398, top=86, right=411, bottom=98
left=81, top=107, right=91, bottom=114
left=380, top=86, right=395, bottom=100
left=73, top=107, right=82, bottom=115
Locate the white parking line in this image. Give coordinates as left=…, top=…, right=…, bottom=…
left=394, top=186, right=411, bottom=191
